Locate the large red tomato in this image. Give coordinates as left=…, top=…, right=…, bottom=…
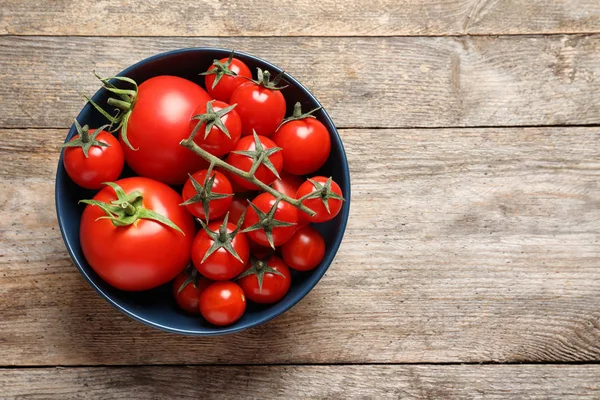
left=297, top=176, right=344, bottom=223
left=230, top=69, right=286, bottom=137
left=120, top=76, right=212, bottom=185
left=80, top=177, right=195, bottom=291
left=225, top=134, right=283, bottom=190
left=202, top=54, right=252, bottom=103
left=199, top=281, right=246, bottom=326
left=192, top=220, right=250, bottom=281
left=272, top=103, right=331, bottom=175
left=243, top=193, right=298, bottom=248
left=62, top=122, right=124, bottom=190
left=189, top=100, right=242, bottom=157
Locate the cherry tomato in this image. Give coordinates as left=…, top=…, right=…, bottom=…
left=227, top=195, right=249, bottom=226
left=249, top=240, right=274, bottom=260
left=192, top=220, right=249, bottom=281
left=225, top=134, right=283, bottom=190
left=121, top=76, right=211, bottom=185
left=203, top=55, right=252, bottom=103
left=281, top=226, right=326, bottom=271
left=270, top=170, right=304, bottom=198
left=80, top=177, right=195, bottom=291
left=230, top=69, right=286, bottom=137
left=238, top=255, right=291, bottom=304
left=62, top=123, right=124, bottom=190
left=181, top=169, right=233, bottom=221
left=243, top=193, right=298, bottom=248
left=189, top=100, right=242, bottom=157
left=172, top=268, right=212, bottom=314
left=199, top=281, right=246, bottom=326
left=272, top=104, right=331, bottom=175
left=297, top=176, right=344, bottom=223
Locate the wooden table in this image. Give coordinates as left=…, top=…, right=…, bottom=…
left=1, top=1, right=599, bottom=398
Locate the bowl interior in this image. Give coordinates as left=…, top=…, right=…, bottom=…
left=56, top=48, right=350, bottom=335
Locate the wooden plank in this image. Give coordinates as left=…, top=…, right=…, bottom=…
left=1, top=127, right=599, bottom=365
left=1, top=0, right=599, bottom=37
left=1, top=35, right=600, bottom=129
left=1, top=365, right=599, bottom=399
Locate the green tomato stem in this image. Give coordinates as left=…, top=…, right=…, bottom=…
left=180, top=138, right=316, bottom=217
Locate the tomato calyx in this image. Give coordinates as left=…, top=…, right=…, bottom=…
left=80, top=182, right=185, bottom=234
left=300, top=177, right=345, bottom=214
left=276, top=102, right=322, bottom=131
left=62, top=119, right=111, bottom=158
left=84, top=72, right=139, bottom=151
left=200, top=51, right=238, bottom=89
left=180, top=170, right=232, bottom=222
left=236, top=256, right=283, bottom=292
left=231, top=131, right=282, bottom=180
left=190, top=100, right=238, bottom=140
left=252, top=68, right=288, bottom=91
left=243, top=199, right=296, bottom=249
left=198, top=212, right=246, bottom=264
left=177, top=263, right=200, bottom=294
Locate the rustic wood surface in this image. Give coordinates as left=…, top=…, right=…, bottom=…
left=1, top=0, right=600, bottom=398
left=1, top=365, right=599, bottom=399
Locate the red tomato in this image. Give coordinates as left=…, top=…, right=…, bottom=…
left=172, top=268, right=212, bottom=314
left=225, top=134, right=283, bottom=190
left=230, top=69, right=286, bottom=137
left=297, top=176, right=344, bottom=223
left=189, top=100, right=242, bottom=157
left=243, top=193, right=298, bottom=248
left=272, top=103, right=331, bottom=175
left=203, top=55, right=252, bottom=103
left=199, top=281, right=246, bottom=326
left=62, top=122, right=124, bottom=190
left=80, top=177, right=195, bottom=291
left=192, top=220, right=250, bottom=281
left=181, top=169, right=233, bottom=221
left=237, top=255, right=291, bottom=304
left=281, top=226, right=326, bottom=271
left=270, top=170, right=304, bottom=198
left=249, top=240, right=274, bottom=259
left=227, top=196, right=249, bottom=226
left=121, top=76, right=211, bottom=185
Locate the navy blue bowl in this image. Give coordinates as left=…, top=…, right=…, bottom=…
left=55, top=48, right=351, bottom=335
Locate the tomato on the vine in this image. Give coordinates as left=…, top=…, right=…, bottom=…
left=189, top=100, right=242, bottom=157
left=237, top=255, right=291, bottom=304
left=192, top=217, right=249, bottom=281
left=270, top=170, right=304, bottom=199
left=297, top=176, right=344, bottom=223
left=90, top=74, right=212, bottom=185
left=243, top=193, right=298, bottom=248
left=79, top=177, right=195, bottom=291
left=181, top=169, right=233, bottom=221
left=199, top=281, right=246, bottom=326
left=272, top=102, right=331, bottom=175
left=281, top=226, right=326, bottom=271
left=225, top=133, right=283, bottom=190
left=172, top=267, right=212, bottom=314
left=62, top=121, right=124, bottom=190
left=202, top=53, right=252, bottom=103
left=230, top=68, right=286, bottom=137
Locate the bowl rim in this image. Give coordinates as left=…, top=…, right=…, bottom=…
left=55, top=47, right=351, bottom=335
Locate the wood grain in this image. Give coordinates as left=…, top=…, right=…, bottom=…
left=1, top=365, right=599, bottom=399
left=1, top=35, right=600, bottom=129
left=1, top=0, right=599, bottom=36
left=1, top=126, right=599, bottom=365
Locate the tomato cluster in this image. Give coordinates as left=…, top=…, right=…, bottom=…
left=62, top=52, right=344, bottom=326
